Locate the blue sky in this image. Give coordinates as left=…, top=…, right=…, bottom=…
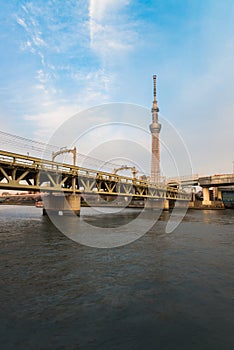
left=0, top=0, right=234, bottom=175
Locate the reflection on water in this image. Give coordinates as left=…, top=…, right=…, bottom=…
left=181, top=209, right=234, bottom=225
left=0, top=205, right=233, bottom=349
left=81, top=207, right=142, bottom=227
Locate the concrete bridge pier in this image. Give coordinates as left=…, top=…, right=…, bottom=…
left=145, top=198, right=164, bottom=210
left=215, top=188, right=222, bottom=201
left=202, top=187, right=211, bottom=206
left=145, top=198, right=173, bottom=210
left=164, top=199, right=170, bottom=210
left=43, top=194, right=80, bottom=216
left=217, top=189, right=222, bottom=200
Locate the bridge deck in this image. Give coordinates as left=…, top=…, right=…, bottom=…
left=0, top=150, right=190, bottom=201
left=199, top=174, right=234, bottom=187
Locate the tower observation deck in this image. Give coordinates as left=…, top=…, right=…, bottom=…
left=150, top=74, right=161, bottom=183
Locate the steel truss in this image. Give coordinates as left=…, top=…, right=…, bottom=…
left=0, top=150, right=190, bottom=201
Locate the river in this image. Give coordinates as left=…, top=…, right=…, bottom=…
left=0, top=206, right=233, bottom=349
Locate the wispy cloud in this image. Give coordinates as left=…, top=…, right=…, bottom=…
left=16, top=10, right=46, bottom=50
left=10, top=0, right=139, bottom=140
left=16, top=17, right=27, bottom=29
left=89, top=0, right=137, bottom=61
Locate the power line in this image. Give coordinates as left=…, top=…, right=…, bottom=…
left=0, top=130, right=148, bottom=175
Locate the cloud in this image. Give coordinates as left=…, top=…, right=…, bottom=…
left=16, top=17, right=27, bottom=29
left=24, top=68, right=112, bottom=141
left=89, top=0, right=130, bottom=22
left=25, top=104, right=79, bottom=141
left=16, top=12, right=46, bottom=49
left=89, top=0, right=137, bottom=61
left=12, top=1, right=140, bottom=141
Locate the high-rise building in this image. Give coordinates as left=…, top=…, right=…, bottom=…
left=150, top=74, right=161, bottom=183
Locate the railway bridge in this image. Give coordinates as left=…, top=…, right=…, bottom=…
left=0, top=149, right=190, bottom=215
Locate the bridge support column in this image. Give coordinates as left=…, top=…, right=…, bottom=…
left=202, top=187, right=211, bottom=206
left=43, top=194, right=80, bottom=216
left=163, top=199, right=169, bottom=210
left=145, top=199, right=164, bottom=209
left=217, top=189, right=222, bottom=200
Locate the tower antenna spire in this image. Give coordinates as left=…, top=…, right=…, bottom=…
left=153, top=74, right=157, bottom=101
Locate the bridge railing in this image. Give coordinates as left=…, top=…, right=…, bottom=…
left=199, top=174, right=234, bottom=186
left=0, top=150, right=192, bottom=201
left=167, top=174, right=202, bottom=184
left=0, top=150, right=166, bottom=189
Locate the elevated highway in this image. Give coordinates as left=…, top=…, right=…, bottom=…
left=199, top=174, right=234, bottom=187
left=168, top=174, right=234, bottom=188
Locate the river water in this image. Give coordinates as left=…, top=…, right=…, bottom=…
left=0, top=205, right=233, bottom=349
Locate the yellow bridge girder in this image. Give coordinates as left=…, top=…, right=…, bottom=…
left=0, top=150, right=191, bottom=201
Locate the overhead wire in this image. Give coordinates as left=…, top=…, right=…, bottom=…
left=0, top=130, right=148, bottom=175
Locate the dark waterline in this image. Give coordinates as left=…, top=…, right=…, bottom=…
left=0, top=206, right=233, bottom=349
